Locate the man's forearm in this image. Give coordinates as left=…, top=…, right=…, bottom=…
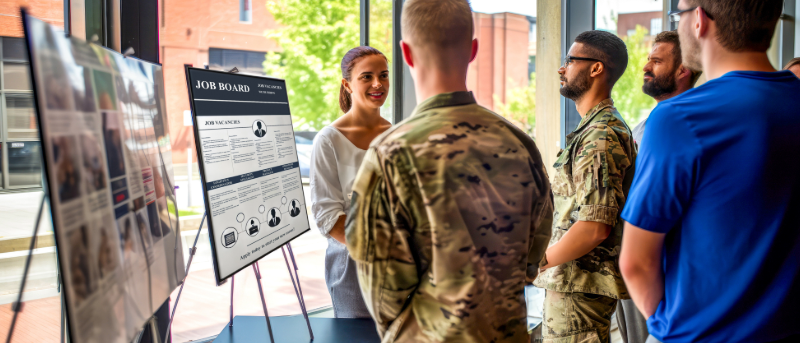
left=541, top=220, right=611, bottom=269
left=620, top=222, right=666, bottom=318
left=329, top=215, right=347, bottom=244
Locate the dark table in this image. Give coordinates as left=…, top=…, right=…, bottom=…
left=213, top=315, right=380, bottom=343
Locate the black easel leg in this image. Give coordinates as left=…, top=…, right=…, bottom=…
left=281, top=246, right=314, bottom=340
left=253, top=263, right=275, bottom=342
left=162, top=213, right=207, bottom=343
left=229, top=275, right=235, bottom=328
left=4, top=194, right=47, bottom=343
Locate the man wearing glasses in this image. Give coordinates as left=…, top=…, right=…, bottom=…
left=620, top=1, right=800, bottom=342
left=534, top=30, right=636, bottom=343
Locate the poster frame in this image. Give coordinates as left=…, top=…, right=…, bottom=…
left=184, top=66, right=310, bottom=286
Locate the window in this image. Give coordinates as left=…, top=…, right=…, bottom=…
left=651, top=18, right=663, bottom=36
left=595, top=0, right=664, bottom=127
left=0, top=37, right=43, bottom=189
left=209, top=48, right=266, bottom=75
left=240, top=0, right=252, bottom=23
left=468, top=2, right=537, bottom=136
left=0, top=3, right=63, bottom=343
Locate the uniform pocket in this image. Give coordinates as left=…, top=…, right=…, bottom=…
left=551, top=152, right=575, bottom=197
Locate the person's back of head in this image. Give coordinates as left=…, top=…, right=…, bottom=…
left=573, top=30, right=628, bottom=89
left=678, top=0, right=783, bottom=73
left=401, top=0, right=476, bottom=100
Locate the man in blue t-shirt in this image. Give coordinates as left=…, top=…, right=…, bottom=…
left=619, top=1, right=800, bottom=343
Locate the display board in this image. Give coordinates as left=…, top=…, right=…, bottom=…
left=23, top=13, right=186, bottom=343
left=185, top=67, right=310, bottom=285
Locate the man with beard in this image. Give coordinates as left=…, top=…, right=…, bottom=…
left=620, top=1, right=800, bottom=342
left=616, top=30, right=702, bottom=343
left=632, top=30, right=702, bottom=145
left=533, top=30, right=636, bottom=343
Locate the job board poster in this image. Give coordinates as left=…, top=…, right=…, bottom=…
left=24, top=13, right=185, bottom=343
left=186, top=67, right=310, bottom=284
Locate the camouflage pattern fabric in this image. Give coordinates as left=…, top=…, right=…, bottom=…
left=541, top=290, right=618, bottom=343
left=533, top=98, right=636, bottom=299
left=345, top=91, right=554, bottom=343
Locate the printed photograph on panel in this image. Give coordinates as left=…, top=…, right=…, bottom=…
left=80, top=134, right=107, bottom=193
left=51, top=136, right=81, bottom=202
left=103, top=112, right=126, bottom=179
left=69, top=66, right=97, bottom=112
left=96, top=220, right=121, bottom=279
left=39, top=56, right=71, bottom=110
left=67, top=225, right=96, bottom=305
left=93, top=70, right=118, bottom=111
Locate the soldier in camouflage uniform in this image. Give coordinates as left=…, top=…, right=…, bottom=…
left=533, top=31, right=637, bottom=343
left=345, top=1, right=553, bottom=342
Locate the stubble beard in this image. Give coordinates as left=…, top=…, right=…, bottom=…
left=679, top=28, right=703, bottom=72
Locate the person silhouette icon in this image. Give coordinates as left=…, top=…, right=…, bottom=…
left=290, top=200, right=301, bottom=217
left=254, top=121, right=266, bottom=137
left=268, top=209, right=281, bottom=227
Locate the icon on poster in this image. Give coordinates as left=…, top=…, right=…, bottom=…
left=221, top=227, right=238, bottom=248
left=267, top=208, right=282, bottom=227
left=289, top=199, right=302, bottom=217
left=252, top=120, right=267, bottom=138
left=246, top=218, right=261, bottom=237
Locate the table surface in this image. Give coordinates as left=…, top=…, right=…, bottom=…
left=212, top=315, right=381, bottom=343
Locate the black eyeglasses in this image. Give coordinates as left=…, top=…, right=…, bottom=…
left=668, top=6, right=714, bottom=23
left=562, top=55, right=604, bottom=68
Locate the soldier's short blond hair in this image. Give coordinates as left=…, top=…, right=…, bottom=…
left=401, top=0, right=473, bottom=63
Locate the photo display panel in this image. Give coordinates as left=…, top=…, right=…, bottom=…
left=185, top=67, right=310, bottom=284
left=23, top=13, right=185, bottom=343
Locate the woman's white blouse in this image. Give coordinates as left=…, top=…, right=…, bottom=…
left=309, top=126, right=367, bottom=239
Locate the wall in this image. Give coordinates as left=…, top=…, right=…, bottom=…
left=160, top=0, right=280, bottom=163
left=617, top=11, right=662, bottom=36
left=467, top=12, right=531, bottom=111
left=0, top=1, right=64, bottom=37
left=534, top=0, right=560, bottom=176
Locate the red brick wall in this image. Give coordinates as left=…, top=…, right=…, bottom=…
left=0, top=0, right=64, bottom=37
left=617, top=11, right=662, bottom=37
left=467, top=12, right=530, bottom=111
left=160, top=0, right=280, bottom=163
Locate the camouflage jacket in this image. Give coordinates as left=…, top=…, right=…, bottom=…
left=345, top=92, right=553, bottom=343
left=533, top=99, right=636, bottom=299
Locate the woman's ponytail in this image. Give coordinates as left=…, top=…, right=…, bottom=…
left=339, top=84, right=352, bottom=113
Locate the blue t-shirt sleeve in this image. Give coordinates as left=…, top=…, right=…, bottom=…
left=621, top=103, right=699, bottom=233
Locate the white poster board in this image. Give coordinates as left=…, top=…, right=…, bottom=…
left=185, top=67, right=310, bottom=284
left=23, top=13, right=185, bottom=343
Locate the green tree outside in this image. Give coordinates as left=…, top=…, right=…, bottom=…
left=494, top=73, right=536, bottom=136
left=612, top=25, right=656, bottom=127
left=264, top=0, right=393, bottom=130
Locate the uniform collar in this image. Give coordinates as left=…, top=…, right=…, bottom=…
left=411, top=91, right=477, bottom=116
left=564, top=98, right=613, bottom=140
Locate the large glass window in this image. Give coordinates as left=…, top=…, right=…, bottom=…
left=469, top=1, right=537, bottom=136
left=240, top=0, right=252, bottom=23
left=595, top=0, right=664, bottom=127
left=0, top=3, right=63, bottom=343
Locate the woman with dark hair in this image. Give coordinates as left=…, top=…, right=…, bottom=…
left=310, top=46, right=391, bottom=318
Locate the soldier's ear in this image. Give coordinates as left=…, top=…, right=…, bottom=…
left=590, top=62, right=604, bottom=78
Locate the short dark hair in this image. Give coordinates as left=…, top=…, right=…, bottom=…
left=654, top=30, right=702, bottom=86
left=574, top=30, right=628, bottom=87
left=687, top=0, right=783, bottom=52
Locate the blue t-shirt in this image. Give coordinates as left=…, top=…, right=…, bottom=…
left=622, top=71, right=800, bottom=343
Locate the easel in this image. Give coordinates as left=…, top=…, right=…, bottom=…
left=162, top=65, right=315, bottom=343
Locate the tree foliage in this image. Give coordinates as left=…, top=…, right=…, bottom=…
left=264, top=0, right=393, bottom=130
left=494, top=73, right=536, bottom=136
left=611, top=25, right=656, bottom=127
left=264, top=0, right=360, bottom=130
